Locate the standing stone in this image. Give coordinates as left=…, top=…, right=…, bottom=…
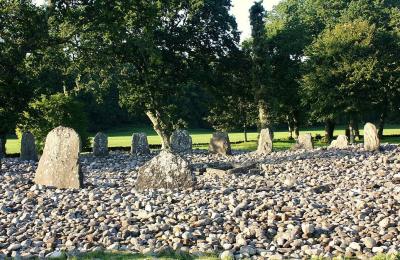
left=329, top=135, right=349, bottom=149
left=257, top=128, right=273, bottom=155
left=364, top=122, right=380, bottom=151
left=131, top=133, right=150, bottom=155
left=20, top=132, right=38, bottom=161
left=93, top=132, right=108, bottom=156
left=35, top=126, right=83, bottom=189
left=209, top=132, right=232, bottom=155
left=293, top=133, right=314, bottom=150
left=135, top=150, right=195, bottom=191
left=170, top=130, right=192, bottom=153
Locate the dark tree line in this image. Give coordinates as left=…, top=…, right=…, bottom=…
left=1, top=0, right=399, bottom=152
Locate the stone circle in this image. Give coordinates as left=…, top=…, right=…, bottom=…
left=131, top=133, right=150, bottom=155
left=34, top=126, right=83, bottom=189
left=20, top=132, right=38, bottom=161
left=209, top=132, right=232, bottom=155
left=93, top=132, right=108, bottom=156
left=135, top=150, right=195, bottom=191
left=364, top=122, right=380, bottom=151
left=170, top=130, right=192, bottom=153
left=257, top=128, right=273, bottom=155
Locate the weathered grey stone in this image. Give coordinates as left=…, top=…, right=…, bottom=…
left=20, top=132, right=38, bottom=161
left=209, top=132, right=232, bottom=155
left=257, top=128, right=273, bottom=155
left=93, top=132, right=108, bottom=156
left=329, top=135, right=349, bottom=149
left=293, top=133, right=313, bottom=150
left=131, top=133, right=150, bottom=155
left=170, top=130, right=192, bottom=153
left=364, top=122, right=380, bottom=151
left=34, top=126, right=83, bottom=189
left=135, top=150, right=195, bottom=191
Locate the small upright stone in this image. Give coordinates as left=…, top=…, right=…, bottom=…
left=257, top=128, right=273, bottom=155
left=131, top=133, right=150, bottom=155
left=20, top=131, right=38, bottom=161
left=364, top=122, right=380, bottom=151
left=93, top=132, right=108, bottom=156
left=170, top=130, right=192, bottom=153
left=35, top=126, right=83, bottom=189
left=209, top=132, right=232, bottom=155
left=293, top=133, right=313, bottom=150
left=329, top=135, right=349, bottom=149
left=135, top=150, right=195, bottom=191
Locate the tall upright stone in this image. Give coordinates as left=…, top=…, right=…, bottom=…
left=35, top=126, right=83, bottom=189
left=131, top=133, right=150, bottom=155
left=93, top=132, right=108, bottom=156
left=135, top=150, right=195, bottom=191
left=257, top=128, right=273, bottom=155
left=209, top=132, right=232, bottom=155
left=329, top=135, right=349, bottom=149
left=364, top=122, right=380, bottom=151
left=20, top=131, right=38, bottom=161
left=170, top=130, right=192, bottom=153
left=293, top=133, right=314, bottom=150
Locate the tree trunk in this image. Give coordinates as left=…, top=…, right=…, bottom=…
left=378, top=112, right=385, bottom=139
left=243, top=124, right=248, bottom=142
left=348, top=119, right=355, bottom=144
left=287, top=115, right=293, bottom=139
left=0, top=133, right=6, bottom=157
left=146, top=111, right=171, bottom=149
left=324, top=119, right=335, bottom=142
left=258, top=100, right=269, bottom=129
left=293, top=114, right=300, bottom=139
left=354, top=121, right=360, bottom=140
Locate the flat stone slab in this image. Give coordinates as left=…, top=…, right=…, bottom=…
left=35, top=126, right=83, bottom=189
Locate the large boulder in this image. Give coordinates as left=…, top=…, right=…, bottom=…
left=20, top=131, right=38, bottom=161
left=293, top=133, right=314, bottom=150
left=364, top=122, right=380, bottom=151
left=35, top=126, right=83, bottom=189
left=170, top=130, right=192, bottom=153
left=93, top=132, right=108, bottom=156
left=329, top=135, right=349, bottom=149
left=209, top=132, right=232, bottom=155
left=135, top=150, right=195, bottom=191
left=257, top=128, right=273, bottom=155
left=131, top=133, right=150, bottom=155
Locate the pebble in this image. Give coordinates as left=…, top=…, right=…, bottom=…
left=0, top=145, right=399, bottom=258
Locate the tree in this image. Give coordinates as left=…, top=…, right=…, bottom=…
left=91, top=0, right=240, bottom=148
left=0, top=0, right=48, bottom=152
left=249, top=1, right=271, bottom=129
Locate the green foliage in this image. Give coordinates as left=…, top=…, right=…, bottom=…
left=18, top=93, right=89, bottom=150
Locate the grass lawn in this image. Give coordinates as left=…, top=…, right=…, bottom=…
left=4, top=124, right=400, bottom=155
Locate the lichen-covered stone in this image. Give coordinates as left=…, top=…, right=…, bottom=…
left=209, top=132, right=232, bottom=155
left=329, top=135, right=349, bottom=149
left=293, top=133, right=313, bottom=150
left=257, top=128, right=273, bottom=155
left=35, top=126, right=83, bottom=189
left=93, top=132, right=108, bottom=156
left=170, top=130, right=192, bottom=153
left=20, top=132, right=38, bottom=161
left=131, top=133, right=150, bottom=155
left=364, top=122, right=380, bottom=151
left=135, top=150, right=195, bottom=191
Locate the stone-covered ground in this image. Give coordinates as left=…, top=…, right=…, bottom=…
left=1, top=145, right=400, bottom=259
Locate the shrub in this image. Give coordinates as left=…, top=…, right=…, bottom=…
left=17, top=93, right=89, bottom=151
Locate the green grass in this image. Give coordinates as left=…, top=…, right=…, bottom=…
left=4, top=124, right=400, bottom=154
